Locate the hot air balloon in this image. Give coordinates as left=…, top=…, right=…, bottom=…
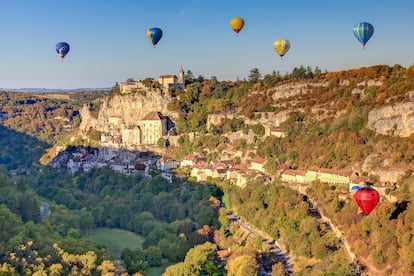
left=55, top=42, right=70, bottom=61
left=230, top=17, right=244, bottom=35
left=273, top=38, right=290, bottom=59
left=147, top=27, right=163, bottom=47
left=351, top=185, right=360, bottom=195
left=353, top=22, right=374, bottom=48
left=353, top=187, right=380, bottom=215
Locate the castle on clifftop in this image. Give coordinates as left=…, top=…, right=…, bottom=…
left=119, top=66, right=185, bottom=94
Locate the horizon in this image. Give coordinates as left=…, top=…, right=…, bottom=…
left=0, top=0, right=413, bottom=89
left=1, top=62, right=411, bottom=91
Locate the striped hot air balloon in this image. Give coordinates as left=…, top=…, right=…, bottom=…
left=353, top=22, right=374, bottom=48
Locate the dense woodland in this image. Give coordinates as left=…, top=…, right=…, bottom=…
left=0, top=90, right=108, bottom=145
left=0, top=64, right=414, bottom=275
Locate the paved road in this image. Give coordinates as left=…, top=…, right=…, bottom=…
left=227, top=212, right=293, bottom=275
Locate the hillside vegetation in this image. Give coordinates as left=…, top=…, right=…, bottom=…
left=0, top=64, right=414, bottom=275
left=0, top=90, right=108, bottom=145
left=165, top=64, right=414, bottom=177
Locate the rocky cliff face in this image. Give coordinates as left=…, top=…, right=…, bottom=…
left=79, top=90, right=176, bottom=134
left=269, top=81, right=330, bottom=101
left=367, top=91, right=414, bottom=137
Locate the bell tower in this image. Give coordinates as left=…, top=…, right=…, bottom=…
left=179, top=65, right=185, bottom=86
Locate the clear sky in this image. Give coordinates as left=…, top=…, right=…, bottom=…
left=0, top=0, right=413, bottom=89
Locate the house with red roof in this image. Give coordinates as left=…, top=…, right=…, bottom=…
left=250, top=157, right=266, bottom=173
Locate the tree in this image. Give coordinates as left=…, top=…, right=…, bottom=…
left=248, top=68, right=261, bottom=83
left=157, top=137, right=167, bottom=148
left=314, top=66, right=322, bottom=79
left=226, top=255, right=258, bottom=276
left=251, top=123, right=265, bottom=135
left=18, top=192, right=40, bottom=222
left=185, top=70, right=195, bottom=83
left=0, top=204, right=23, bottom=252
left=146, top=246, right=162, bottom=266
left=204, top=260, right=219, bottom=276
left=79, top=210, right=94, bottom=234
left=271, top=262, right=287, bottom=276
left=163, top=262, right=198, bottom=276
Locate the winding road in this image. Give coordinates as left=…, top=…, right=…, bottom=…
left=227, top=212, right=294, bottom=275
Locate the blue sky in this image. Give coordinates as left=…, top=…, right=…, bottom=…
left=0, top=0, right=413, bottom=89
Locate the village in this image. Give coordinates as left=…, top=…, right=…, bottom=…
left=49, top=136, right=396, bottom=204
left=48, top=66, right=398, bottom=206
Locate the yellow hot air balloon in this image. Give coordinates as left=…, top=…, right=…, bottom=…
left=230, top=17, right=244, bottom=35
left=273, top=38, right=290, bottom=59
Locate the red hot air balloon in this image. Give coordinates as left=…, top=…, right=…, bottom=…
left=353, top=187, right=380, bottom=215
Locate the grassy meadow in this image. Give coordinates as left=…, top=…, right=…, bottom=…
left=86, top=227, right=145, bottom=258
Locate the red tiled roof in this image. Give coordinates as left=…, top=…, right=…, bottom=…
left=282, top=169, right=306, bottom=177
left=217, top=250, right=230, bottom=259
left=142, top=111, right=164, bottom=120
left=251, top=157, right=266, bottom=164
left=279, top=163, right=290, bottom=170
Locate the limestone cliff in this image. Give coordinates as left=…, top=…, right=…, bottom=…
left=79, top=89, right=176, bottom=134
left=367, top=91, right=414, bottom=137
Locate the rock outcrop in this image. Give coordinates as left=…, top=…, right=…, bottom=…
left=367, top=91, right=414, bottom=137
left=79, top=90, right=175, bottom=134
left=269, top=81, right=329, bottom=101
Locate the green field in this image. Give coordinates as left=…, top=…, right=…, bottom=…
left=86, top=227, right=170, bottom=275
left=147, top=264, right=170, bottom=276
left=86, top=227, right=145, bottom=258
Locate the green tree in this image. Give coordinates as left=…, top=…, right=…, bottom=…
left=146, top=246, right=162, bottom=266
left=248, top=68, right=261, bottom=83
left=185, top=70, right=195, bottom=83
left=0, top=204, right=23, bottom=252
left=251, top=123, right=265, bottom=135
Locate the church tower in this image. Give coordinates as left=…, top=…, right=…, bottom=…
left=179, top=65, right=185, bottom=86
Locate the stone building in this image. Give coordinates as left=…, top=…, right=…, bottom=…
left=119, top=80, right=147, bottom=94
left=121, top=125, right=142, bottom=146
left=139, top=111, right=167, bottom=145
left=158, top=66, right=185, bottom=91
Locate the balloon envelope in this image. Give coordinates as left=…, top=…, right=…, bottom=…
left=147, top=27, right=163, bottom=46
left=230, top=17, right=244, bottom=34
left=351, top=185, right=360, bottom=195
left=353, top=187, right=380, bottom=215
left=273, top=39, right=290, bottom=58
left=353, top=22, right=374, bottom=47
left=55, top=42, right=70, bottom=60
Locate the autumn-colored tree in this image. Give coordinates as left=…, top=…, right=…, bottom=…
left=225, top=254, right=258, bottom=276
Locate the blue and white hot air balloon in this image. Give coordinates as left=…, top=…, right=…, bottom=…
left=55, top=42, right=70, bottom=60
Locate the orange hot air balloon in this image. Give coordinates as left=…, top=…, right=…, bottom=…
left=230, top=17, right=244, bottom=35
